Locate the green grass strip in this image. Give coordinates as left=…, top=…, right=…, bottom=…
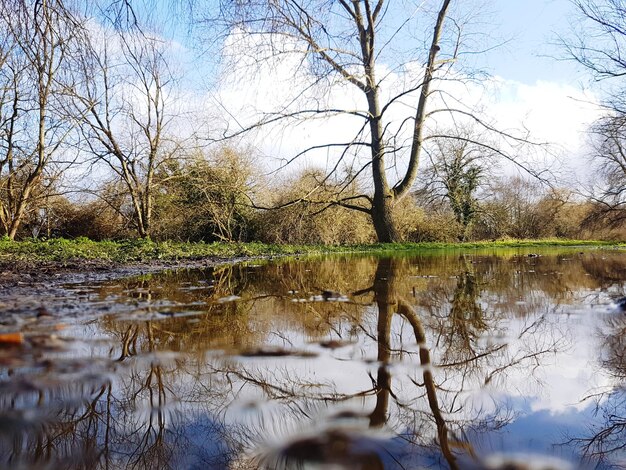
left=0, top=236, right=622, bottom=263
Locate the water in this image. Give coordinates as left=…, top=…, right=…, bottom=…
left=1, top=247, right=626, bottom=469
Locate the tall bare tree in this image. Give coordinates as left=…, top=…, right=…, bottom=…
left=210, top=0, right=456, bottom=242
left=564, top=0, right=626, bottom=223
left=72, top=27, right=179, bottom=238
left=0, top=0, right=84, bottom=239
left=211, top=0, right=541, bottom=242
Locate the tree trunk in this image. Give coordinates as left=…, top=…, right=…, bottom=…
left=7, top=195, right=28, bottom=240
left=139, top=194, right=151, bottom=239
left=137, top=212, right=149, bottom=238
left=7, top=174, right=38, bottom=240
left=369, top=257, right=396, bottom=427
left=7, top=221, right=19, bottom=240
left=371, top=191, right=399, bottom=242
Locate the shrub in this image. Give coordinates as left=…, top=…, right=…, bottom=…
left=252, top=169, right=375, bottom=244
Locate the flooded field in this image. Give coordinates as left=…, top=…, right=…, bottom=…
left=1, top=247, right=626, bottom=469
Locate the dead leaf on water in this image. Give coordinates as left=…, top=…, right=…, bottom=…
left=0, top=332, right=24, bottom=346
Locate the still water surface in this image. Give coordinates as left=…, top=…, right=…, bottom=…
left=2, top=248, right=626, bottom=469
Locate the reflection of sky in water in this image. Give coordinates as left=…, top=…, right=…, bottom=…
left=466, top=392, right=626, bottom=469
left=0, top=248, right=626, bottom=469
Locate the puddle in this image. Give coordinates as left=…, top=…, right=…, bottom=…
left=0, top=248, right=625, bottom=468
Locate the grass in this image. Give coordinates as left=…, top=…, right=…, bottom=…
left=0, top=236, right=622, bottom=264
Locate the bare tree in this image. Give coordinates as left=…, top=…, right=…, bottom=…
left=155, top=146, right=258, bottom=241
left=0, top=0, right=85, bottom=239
left=208, top=0, right=541, bottom=242
left=583, top=113, right=626, bottom=226
left=72, top=26, right=180, bottom=238
left=206, top=0, right=457, bottom=242
left=563, top=1, right=626, bottom=224
left=564, top=0, right=626, bottom=84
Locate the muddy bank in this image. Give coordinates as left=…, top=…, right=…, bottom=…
left=0, top=256, right=250, bottom=320
left=0, top=257, right=235, bottom=285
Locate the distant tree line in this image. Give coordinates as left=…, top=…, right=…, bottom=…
left=23, top=162, right=626, bottom=243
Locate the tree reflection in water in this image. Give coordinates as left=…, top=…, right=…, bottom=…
left=566, top=310, right=626, bottom=467
left=0, top=249, right=624, bottom=468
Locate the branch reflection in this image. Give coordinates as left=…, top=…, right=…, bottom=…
left=0, top=250, right=622, bottom=468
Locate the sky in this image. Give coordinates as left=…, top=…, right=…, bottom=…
left=484, top=0, right=583, bottom=84
left=214, top=0, right=603, bottom=183
left=477, top=0, right=602, bottom=181
left=126, top=0, right=605, bottom=185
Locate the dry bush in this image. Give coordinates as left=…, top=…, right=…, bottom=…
left=470, top=200, right=509, bottom=240
left=252, top=169, right=374, bottom=244
left=393, top=196, right=423, bottom=240
left=469, top=181, right=613, bottom=241
left=470, top=176, right=548, bottom=240
left=580, top=202, right=626, bottom=240
left=53, top=199, right=131, bottom=240
left=253, top=204, right=374, bottom=244
left=9, top=184, right=132, bottom=241
left=151, top=146, right=257, bottom=242
left=404, top=208, right=462, bottom=242
left=401, top=191, right=463, bottom=242
left=532, top=190, right=592, bottom=239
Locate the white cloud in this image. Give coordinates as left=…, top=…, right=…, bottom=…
left=484, top=78, right=602, bottom=179
left=210, top=33, right=602, bottom=186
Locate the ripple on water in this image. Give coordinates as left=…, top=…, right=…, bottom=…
left=0, top=249, right=625, bottom=469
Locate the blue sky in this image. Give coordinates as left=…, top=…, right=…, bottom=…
left=147, top=0, right=586, bottom=86
left=139, top=0, right=590, bottom=90
left=485, top=0, right=585, bottom=85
